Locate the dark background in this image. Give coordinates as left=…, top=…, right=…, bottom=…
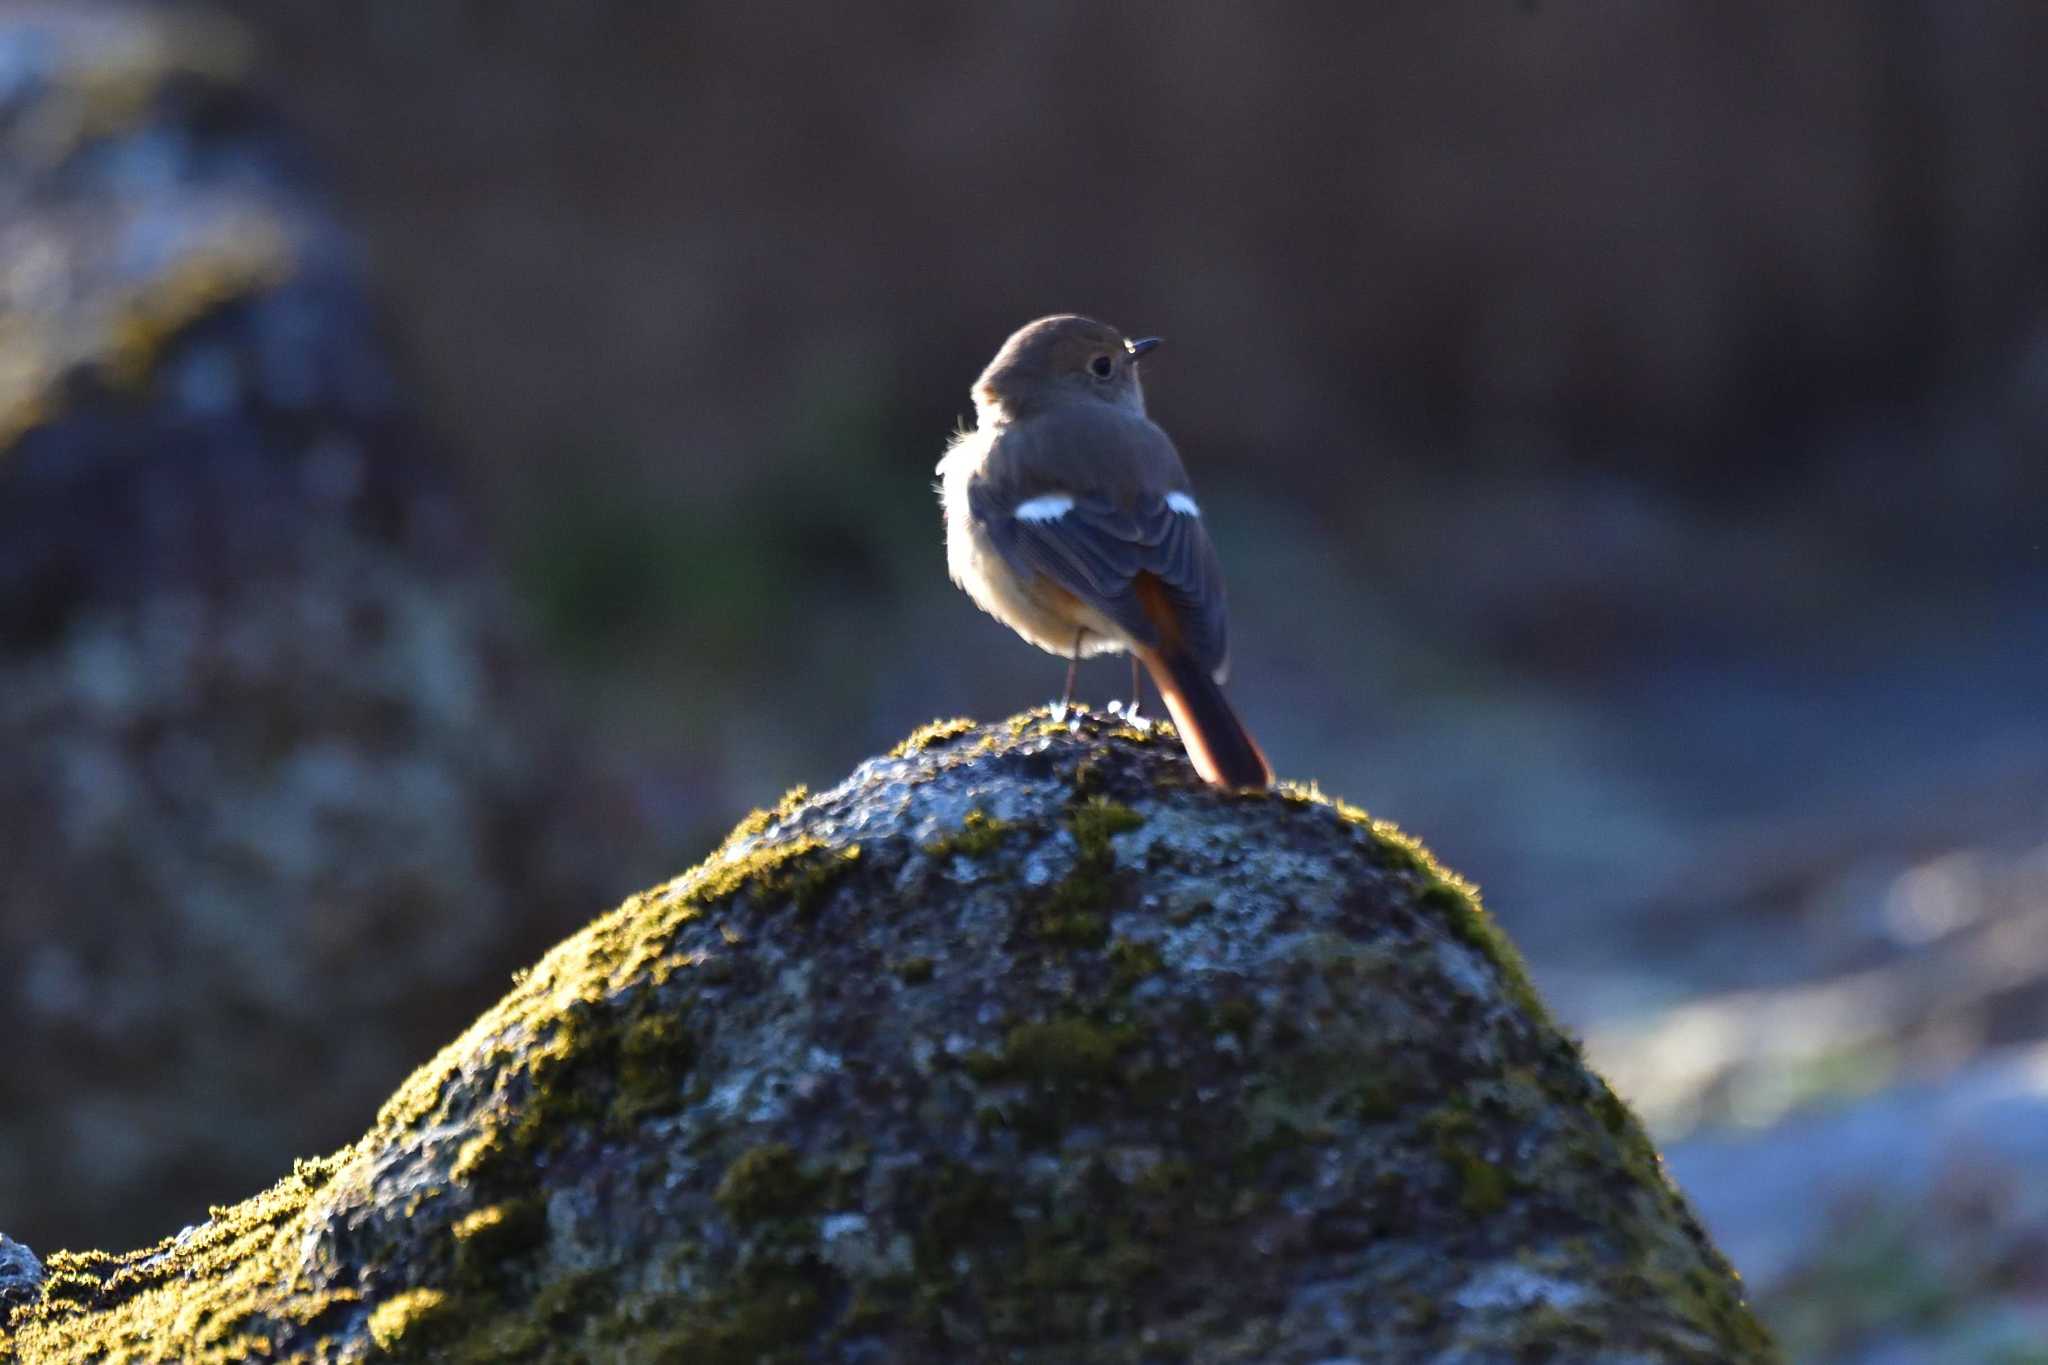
left=11, top=3, right=2048, bottom=1357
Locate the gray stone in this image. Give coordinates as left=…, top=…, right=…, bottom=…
left=2, top=712, right=1776, bottom=1363
left=0, top=2, right=657, bottom=1252
left=0, top=1235, right=42, bottom=1312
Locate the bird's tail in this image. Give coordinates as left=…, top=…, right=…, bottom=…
left=1139, top=644, right=1273, bottom=789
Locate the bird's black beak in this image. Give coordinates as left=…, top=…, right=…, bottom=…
left=1126, top=336, right=1162, bottom=360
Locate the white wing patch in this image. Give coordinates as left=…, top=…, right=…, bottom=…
left=1014, top=493, right=1074, bottom=522
left=1166, top=491, right=1201, bottom=517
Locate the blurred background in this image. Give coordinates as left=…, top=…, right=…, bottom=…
left=2, top=2, right=2045, bottom=1357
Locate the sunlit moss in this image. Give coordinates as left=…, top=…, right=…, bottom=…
left=367, top=1288, right=455, bottom=1353
left=890, top=717, right=976, bottom=757
left=721, top=784, right=811, bottom=848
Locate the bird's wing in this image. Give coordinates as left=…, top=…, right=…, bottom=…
left=969, top=429, right=1230, bottom=677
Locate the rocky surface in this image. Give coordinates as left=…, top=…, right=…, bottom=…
left=0, top=1236, right=44, bottom=1314
left=2, top=712, right=1775, bottom=1363
left=0, top=3, right=656, bottom=1250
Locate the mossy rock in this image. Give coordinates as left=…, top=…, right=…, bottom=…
left=0, top=3, right=662, bottom=1255
left=0, top=709, right=1778, bottom=1363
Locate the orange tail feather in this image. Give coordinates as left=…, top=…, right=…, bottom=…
left=1139, top=645, right=1272, bottom=788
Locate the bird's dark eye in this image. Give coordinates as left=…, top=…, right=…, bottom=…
left=1090, top=354, right=1114, bottom=379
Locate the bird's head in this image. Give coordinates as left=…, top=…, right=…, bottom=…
left=973, top=314, right=1160, bottom=421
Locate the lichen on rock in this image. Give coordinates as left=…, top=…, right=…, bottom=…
left=1, top=709, right=1778, bottom=1363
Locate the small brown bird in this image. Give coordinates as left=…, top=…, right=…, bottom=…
left=938, top=314, right=1272, bottom=788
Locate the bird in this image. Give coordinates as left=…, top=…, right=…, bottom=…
left=937, top=314, right=1272, bottom=788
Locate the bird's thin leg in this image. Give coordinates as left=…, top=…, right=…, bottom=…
left=1127, top=653, right=1144, bottom=724
left=1053, top=630, right=1083, bottom=722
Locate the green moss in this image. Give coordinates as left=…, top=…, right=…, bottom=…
left=367, top=1288, right=456, bottom=1353
left=1590, top=1077, right=1633, bottom=1138
left=1005, top=1016, right=1125, bottom=1083
left=923, top=807, right=1018, bottom=860
left=3, top=1152, right=360, bottom=1361
left=613, top=1013, right=697, bottom=1124
left=723, top=784, right=811, bottom=846
left=714, top=1144, right=822, bottom=1225
left=707, top=838, right=863, bottom=917
left=641, top=1276, right=826, bottom=1365
left=1416, top=877, right=1473, bottom=916
left=902, top=1158, right=1182, bottom=1349
left=33, top=1264, right=97, bottom=1312
left=1069, top=795, right=1145, bottom=845
left=1505, top=1056, right=1781, bottom=1358
left=637, top=833, right=852, bottom=926
left=1449, top=1148, right=1510, bottom=1216
left=445, top=995, right=708, bottom=1190
left=1107, top=937, right=1164, bottom=988
left=1032, top=798, right=1145, bottom=948
left=684, top=1298, right=826, bottom=1363
left=1423, top=1105, right=1515, bottom=1218
left=971, top=1015, right=1135, bottom=1090
left=1510, top=1304, right=1605, bottom=1350
left=1418, top=874, right=1552, bottom=1025
left=890, top=717, right=977, bottom=757
left=449, top=1133, right=497, bottom=1186
left=988, top=1217, right=1161, bottom=1338
left=1322, top=799, right=1558, bottom=1034
left=503, top=1005, right=609, bottom=1159
left=1355, top=811, right=1431, bottom=875
left=1235, top=1036, right=1431, bottom=1176
left=437, top=1270, right=610, bottom=1363
left=451, top=1201, right=545, bottom=1287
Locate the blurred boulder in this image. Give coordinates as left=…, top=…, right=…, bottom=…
left=0, top=1235, right=43, bottom=1313
left=0, top=3, right=656, bottom=1251
left=1669, top=1040, right=2048, bottom=1363
left=1, top=714, right=1775, bottom=1363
